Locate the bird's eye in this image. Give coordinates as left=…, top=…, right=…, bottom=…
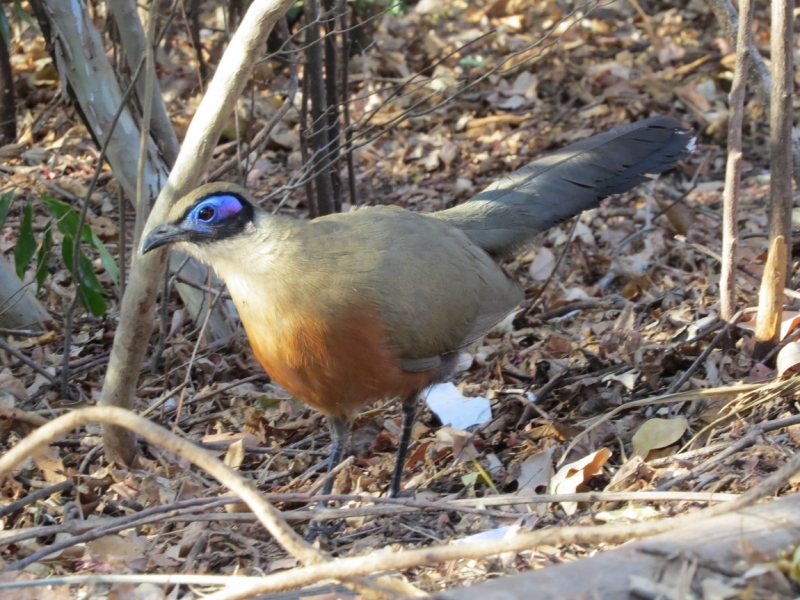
left=197, top=206, right=215, bottom=221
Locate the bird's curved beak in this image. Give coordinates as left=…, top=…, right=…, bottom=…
left=141, top=223, right=190, bottom=254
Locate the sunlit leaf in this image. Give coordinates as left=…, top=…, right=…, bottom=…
left=14, top=201, right=36, bottom=279
left=550, top=448, right=612, bottom=515
left=631, top=417, right=688, bottom=459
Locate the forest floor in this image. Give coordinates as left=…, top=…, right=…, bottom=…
left=0, top=0, right=799, bottom=598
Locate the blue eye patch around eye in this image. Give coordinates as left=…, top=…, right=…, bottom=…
left=192, top=194, right=243, bottom=222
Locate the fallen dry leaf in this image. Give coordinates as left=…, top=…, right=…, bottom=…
left=777, top=342, right=800, bottom=376
left=550, top=448, right=612, bottom=515
left=631, top=417, right=688, bottom=459
left=224, top=438, right=246, bottom=469
left=529, top=247, right=555, bottom=281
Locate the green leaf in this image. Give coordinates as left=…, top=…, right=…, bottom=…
left=0, top=191, right=13, bottom=229
left=90, top=229, right=119, bottom=286
left=14, top=201, right=36, bottom=279
left=40, top=194, right=118, bottom=287
left=40, top=193, right=80, bottom=234
left=34, top=222, right=53, bottom=291
left=62, top=234, right=107, bottom=316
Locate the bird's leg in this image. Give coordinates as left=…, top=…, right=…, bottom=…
left=389, top=391, right=419, bottom=498
left=306, top=416, right=350, bottom=541
left=320, top=416, right=350, bottom=497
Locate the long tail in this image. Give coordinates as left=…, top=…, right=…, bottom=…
left=435, top=116, right=694, bottom=256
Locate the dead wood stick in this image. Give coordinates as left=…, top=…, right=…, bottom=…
left=0, top=489, right=742, bottom=550
left=753, top=235, right=787, bottom=359
left=0, top=338, right=56, bottom=382
left=655, top=411, right=800, bottom=491
left=767, top=0, right=796, bottom=258
left=0, top=328, right=48, bottom=337
left=655, top=430, right=759, bottom=492
left=675, top=237, right=800, bottom=300
left=167, top=492, right=740, bottom=523
left=0, top=496, right=230, bottom=547
left=305, top=455, right=355, bottom=496
left=533, top=296, right=626, bottom=322
left=3, top=496, right=229, bottom=571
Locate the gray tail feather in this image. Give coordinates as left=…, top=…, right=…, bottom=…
left=435, top=116, right=695, bottom=256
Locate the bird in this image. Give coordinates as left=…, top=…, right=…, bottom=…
left=142, top=116, right=694, bottom=498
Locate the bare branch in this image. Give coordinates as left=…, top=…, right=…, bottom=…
left=720, top=0, right=753, bottom=323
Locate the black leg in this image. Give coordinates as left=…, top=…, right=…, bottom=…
left=321, top=416, right=349, bottom=497
left=306, top=416, right=350, bottom=541
left=389, top=392, right=418, bottom=498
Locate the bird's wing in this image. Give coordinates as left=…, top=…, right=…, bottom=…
left=345, top=209, right=523, bottom=364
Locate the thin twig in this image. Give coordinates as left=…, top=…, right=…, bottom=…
left=522, top=217, right=580, bottom=319
left=0, top=337, right=56, bottom=382
left=656, top=412, right=800, bottom=491
left=0, top=479, right=73, bottom=519
left=0, top=407, right=324, bottom=568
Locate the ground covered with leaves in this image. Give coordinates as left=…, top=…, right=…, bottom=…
left=1, top=0, right=800, bottom=598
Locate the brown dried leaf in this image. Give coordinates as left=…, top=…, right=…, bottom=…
left=224, top=439, right=246, bottom=470
left=32, top=445, right=68, bottom=483
left=631, top=417, right=688, bottom=459
left=550, top=447, right=612, bottom=514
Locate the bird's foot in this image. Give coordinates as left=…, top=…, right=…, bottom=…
left=305, top=518, right=344, bottom=542
left=387, top=486, right=416, bottom=499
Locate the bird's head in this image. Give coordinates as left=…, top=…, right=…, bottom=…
left=141, top=183, right=256, bottom=256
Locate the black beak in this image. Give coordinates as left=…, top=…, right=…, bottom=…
left=141, top=223, right=190, bottom=254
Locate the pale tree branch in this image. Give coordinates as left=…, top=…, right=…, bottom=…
left=99, top=0, right=298, bottom=464
left=107, top=0, right=181, bottom=167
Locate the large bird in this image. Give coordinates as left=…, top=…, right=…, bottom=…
left=142, top=116, right=693, bottom=497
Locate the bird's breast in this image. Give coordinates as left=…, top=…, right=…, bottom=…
left=229, top=281, right=430, bottom=420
